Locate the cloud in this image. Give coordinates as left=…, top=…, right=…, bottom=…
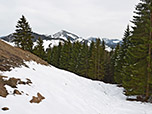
left=0, top=0, right=140, bottom=39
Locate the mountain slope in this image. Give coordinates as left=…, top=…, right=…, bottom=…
left=0, top=39, right=152, bottom=114
left=0, top=30, right=121, bottom=51
left=0, top=61, right=152, bottom=114
left=0, top=40, right=48, bottom=71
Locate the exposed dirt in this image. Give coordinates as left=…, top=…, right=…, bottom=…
left=0, top=40, right=48, bottom=71
left=30, top=92, right=45, bottom=103
left=0, top=76, right=9, bottom=97
left=0, top=75, right=33, bottom=98
left=13, top=89, right=22, bottom=95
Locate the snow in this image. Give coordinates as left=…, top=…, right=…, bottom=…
left=67, top=33, right=78, bottom=39
left=34, top=40, right=64, bottom=50
left=0, top=61, right=152, bottom=114
left=1, top=40, right=15, bottom=46
left=113, top=40, right=120, bottom=43
left=105, top=45, right=112, bottom=52
left=75, top=38, right=83, bottom=42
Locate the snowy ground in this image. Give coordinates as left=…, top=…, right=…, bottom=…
left=0, top=61, right=152, bottom=114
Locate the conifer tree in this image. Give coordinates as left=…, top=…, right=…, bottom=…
left=88, top=41, right=96, bottom=79
left=95, top=39, right=105, bottom=80
left=69, top=41, right=82, bottom=73
left=112, top=43, right=120, bottom=83
left=33, top=37, right=45, bottom=59
left=114, top=25, right=131, bottom=84
left=13, top=15, right=34, bottom=52
left=122, top=0, right=152, bottom=100
left=88, top=39, right=105, bottom=80
left=46, top=46, right=52, bottom=63
left=59, top=40, right=72, bottom=70
left=78, top=42, right=89, bottom=78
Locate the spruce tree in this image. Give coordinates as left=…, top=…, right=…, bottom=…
left=13, top=15, right=34, bottom=52
left=78, top=42, right=89, bottom=78
left=114, top=25, right=131, bottom=84
left=33, top=37, right=45, bottom=59
left=88, top=39, right=105, bottom=80
left=122, top=0, right=152, bottom=100
left=69, top=41, right=82, bottom=73
left=59, top=40, right=72, bottom=70
left=50, top=42, right=62, bottom=67
left=88, top=41, right=96, bottom=79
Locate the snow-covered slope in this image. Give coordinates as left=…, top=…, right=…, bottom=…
left=53, top=30, right=80, bottom=42
left=87, top=37, right=122, bottom=49
left=0, top=61, right=152, bottom=114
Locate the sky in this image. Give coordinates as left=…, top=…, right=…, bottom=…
left=0, top=0, right=140, bottom=39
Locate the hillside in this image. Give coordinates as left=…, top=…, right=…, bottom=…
left=0, top=40, right=48, bottom=71
left=0, top=39, right=152, bottom=114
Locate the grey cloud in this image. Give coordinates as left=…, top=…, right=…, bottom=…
left=0, top=0, right=140, bottom=39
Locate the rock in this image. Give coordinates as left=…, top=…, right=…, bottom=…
left=2, top=107, right=9, bottom=111
left=30, top=92, right=45, bottom=103
left=13, top=89, right=21, bottom=95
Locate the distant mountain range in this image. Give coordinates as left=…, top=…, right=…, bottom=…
left=0, top=30, right=122, bottom=51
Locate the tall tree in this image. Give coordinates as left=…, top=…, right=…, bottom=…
left=114, top=25, right=131, bottom=84
left=88, top=39, right=105, bottom=80
left=122, top=0, right=152, bottom=100
left=33, top=37, right=45, bottom=59
left=13, top=15, right=34, bottom=52
left=59, top=40, right=72, bottom=70
left=78, top=42, right=89, bottom=78
left=69, top=41, right=82, bottom=73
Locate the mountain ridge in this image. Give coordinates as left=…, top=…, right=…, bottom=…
left=0, top=30, right=122, bottom=50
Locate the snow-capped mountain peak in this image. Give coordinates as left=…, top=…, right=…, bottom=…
left=0, top=30, right=122, bottom=51
left=53, top=30, right=80, bottom=42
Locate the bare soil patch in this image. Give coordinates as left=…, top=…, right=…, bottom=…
left=0, top=40, right=48, bottom=71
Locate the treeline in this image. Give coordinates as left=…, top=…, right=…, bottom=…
left=12, top=0, right=152, bottom=102
left=46, top=39, right=114, bottom=83
left=12, top=15, right=115, bottom=83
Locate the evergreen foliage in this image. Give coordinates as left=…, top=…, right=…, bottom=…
left=33, top=37, right=46, bottom=59
left=46, top=39, right=110, bottom=82
left=114, top=25, right=131, bottom=84
left=113, top=0, right=152, bottom=100
left=13, top=15, right=34, bottom=52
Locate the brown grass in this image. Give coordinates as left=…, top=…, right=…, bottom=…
left=0, top=40, right=49, bottom=71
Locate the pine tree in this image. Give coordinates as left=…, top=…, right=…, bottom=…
left=69, top=41, right=82, bottom=73
left=112, top=43, right=120, bottom=83
left=46, top=46, right=52, bottom=63
left=95, top=39, right=105, bottom=80
left=122, top=0, right=152, bottom=100
left=33, top=37, right=45, bottom=59
left=114, top=25, right=131, bottom=84
left=59, top=40, right=72, bottom=70
left=50, top=42, right=62, bottom=67
left=13, top=15, right=34, bottom=52
left=88, top=41, right=96, bottom=79
left=78, top=42, right=89, bottom=78
left=88, top=39, right=105, bottom=80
